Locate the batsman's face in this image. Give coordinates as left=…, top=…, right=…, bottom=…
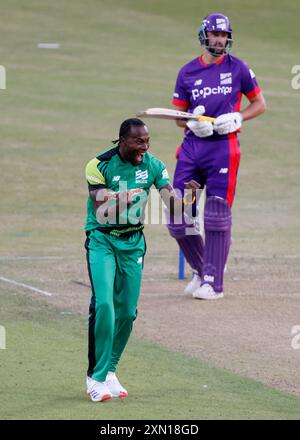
left=207, top=31, right=228, bottom=54
left=121, top=126, right=150, bottom=166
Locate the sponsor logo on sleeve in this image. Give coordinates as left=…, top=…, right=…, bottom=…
left=87, top=175, right=101, bottom=183
left=162, top=169, right=169, bottom=179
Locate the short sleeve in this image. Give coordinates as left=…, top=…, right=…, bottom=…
left=172, top=68, right=190, bottom=107
left=154, top=160, right=171, bottom=190
left=240, top=62, right=261, bottom=99
left=85, top=158, right=106, bottom=190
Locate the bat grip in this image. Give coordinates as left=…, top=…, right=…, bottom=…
left=198, top=115, right=215, bottom=123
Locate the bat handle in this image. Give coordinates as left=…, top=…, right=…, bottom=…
left=198, top=115, right=215, bottom=123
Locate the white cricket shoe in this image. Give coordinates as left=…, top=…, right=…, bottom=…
left=86, top=376, right=112, bottom=402
left=184, top=272, right=201, bottom=295
left=105, top=372, right=128, bottom=398
left=193, top=283, right=224, bottom=300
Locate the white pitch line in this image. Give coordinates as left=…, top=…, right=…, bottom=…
left=37, top=43, right=61, bottom=49
left=0, top=276, right=53, bottom=296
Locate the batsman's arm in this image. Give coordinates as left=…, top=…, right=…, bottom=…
left=173, top=104, right=190, bottom=128
left=241, top=92, right=266, bottom=121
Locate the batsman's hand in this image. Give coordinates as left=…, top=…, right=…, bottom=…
left=214, top=112, right=243, bottom=135
left=186, top=105, right=213, bottom=137
left=187, top=119, right=213, bottom=137
left=193, top=105, right=206, bottom=117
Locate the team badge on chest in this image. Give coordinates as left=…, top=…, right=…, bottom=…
left=135, top=169, right=148, bottom=184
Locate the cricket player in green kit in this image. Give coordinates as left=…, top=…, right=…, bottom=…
left=85, top=118, right=199, bottom=402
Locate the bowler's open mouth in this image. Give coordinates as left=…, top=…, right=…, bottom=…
left=135, top=151, right=146, bottom=164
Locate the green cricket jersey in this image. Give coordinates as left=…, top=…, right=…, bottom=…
left=85, top=146, right=170, bottom=233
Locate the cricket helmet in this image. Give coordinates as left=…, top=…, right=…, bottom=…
left=198, top=13, right=233, bottom=56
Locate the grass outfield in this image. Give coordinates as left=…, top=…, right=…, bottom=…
left=1, top=289, right=300, bottom=420
left=1, top=0, right=299, bottom=257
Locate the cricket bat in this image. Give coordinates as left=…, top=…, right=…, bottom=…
left=137, top=107, right=215, bottom=123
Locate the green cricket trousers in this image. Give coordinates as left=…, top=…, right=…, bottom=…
left=85, top=228, right=146, bottom=382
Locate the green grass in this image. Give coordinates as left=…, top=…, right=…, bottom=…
left=0, top=1, right=296, bottom=277
left=1, top=0, right=299, bottom=256
left=1, top=289, right=300, bottom=420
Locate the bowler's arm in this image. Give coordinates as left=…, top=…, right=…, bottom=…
left=159, top=181, right=201, bottom=217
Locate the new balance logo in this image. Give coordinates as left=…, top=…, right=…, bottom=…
left=219, top=168, right=228, bottom=174
left=220, top=72, right=232, bottom=85
left=194, top=79, right=203, bottom=86
left=112, top=175, right=121, bottom=182
left=135, top=170, right=148, bottom=183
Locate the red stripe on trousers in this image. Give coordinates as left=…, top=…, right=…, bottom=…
left=226, top=133, right=241, bottom=207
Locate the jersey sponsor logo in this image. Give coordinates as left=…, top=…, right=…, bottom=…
left=87, top=175, right=101, bottom=183
left=194, top=79, right=203, bottom=86
left=112, top=175, right=121, bottom=182
left=191, top=85, right=232, bottom=100
left=135, top=169, right=148, bottom=183
left=219, top=167, right=228, bottom=174
left=162, top=169, right=169, bottom=179
left=220, top=72, right=232, bottom=85
left=204, top=274, right=214, bottom=283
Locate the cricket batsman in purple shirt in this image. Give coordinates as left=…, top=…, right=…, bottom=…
left=167, top=13, right=266, bottom=299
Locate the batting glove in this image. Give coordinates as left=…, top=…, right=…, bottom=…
left=186, top=119, right=214, bottom=138
left=193, top=105, right=206, bottom=116
left=186, top=105, right=213, bottom=138
left=214, top=112, right=243, bottom=135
